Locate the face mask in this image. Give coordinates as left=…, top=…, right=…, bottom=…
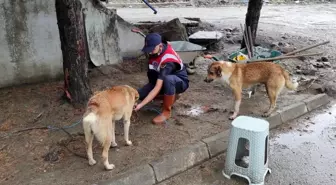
left=148, top=45, right=162, bottom=58
left=148, top=53, right=160, bottom=57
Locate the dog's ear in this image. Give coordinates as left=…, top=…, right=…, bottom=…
left=125, top=85, right=140, bottom=102
left=215, top=66, right=222, bottom=77
left=130, top=87, right=139, bottom=101
left=134, top=91, right=140, bottom=101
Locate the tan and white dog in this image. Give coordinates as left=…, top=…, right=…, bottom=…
left=82, top=85, right=139, bottom=170
left=204, top=61, right=298, bottom=120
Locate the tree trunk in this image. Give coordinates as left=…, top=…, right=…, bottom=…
left=241, top=0, right=263, bottom=49
left=55, top=0, right=92, bottom=106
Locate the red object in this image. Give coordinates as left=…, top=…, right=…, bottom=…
left=63, top=68, right=72, bottom=101
left=148, top=43, right=183, bottom=72
left=203, top=54, right=213, bottom=59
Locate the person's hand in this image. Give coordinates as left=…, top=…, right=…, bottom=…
left=134, top=103, right=144, bottom=112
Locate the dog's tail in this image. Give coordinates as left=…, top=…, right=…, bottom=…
left=282, top=69, right=298, bottom=90
left=83, top=102, right=112, bottom=145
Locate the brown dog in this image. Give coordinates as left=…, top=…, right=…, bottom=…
left=204, top=61, right=298, bottom=120
left=82, top=85, right=139, bottom=170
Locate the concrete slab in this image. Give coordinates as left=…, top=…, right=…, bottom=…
left=131, top=17, right=199, bottom=27
left=98, top=164, right=155, bottom=185
left=202, top=130, right=230, bottom=158
left=266, top=112, right=282, bottom=129
left=189, top=31, right=224, bottom=45
left=189, top=31, right=224, bottom=40
left=149, top=141, right=209, bottom=182
left=304, top=93, right=330, bottom=111
left=277, top=102, right=308, bottom=123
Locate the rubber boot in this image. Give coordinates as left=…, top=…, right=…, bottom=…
left=152, top=94, right=175, bottom=125
left=153, top=94, right=181, bottom=104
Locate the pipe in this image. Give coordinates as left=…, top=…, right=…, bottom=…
left=142, top=0, right=158, bottom=14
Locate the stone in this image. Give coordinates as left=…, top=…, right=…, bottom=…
left=321, top=56, right=329, bottom=62
left=224, top=28, right=233, bottom=32
left=270, top=42, right=278, bottom=47
left=278, top=41, right=285, bottom=46
left=299, top=76, right=309, bottom=81
left=149, top=18, right=189, bottom=41
left=298, top=56, right=307, bottom=61
left=43, top=148, right=61, bottom=162
left=219, top=0, right=229, bottom=4
left=302, top=69, right=317, bottom=75
left=323, top=62, right=331, bottom=68
left=295, top=70, right=302, bottom=74
left=281, top=36, right=288, bottom=39
left=311, top=61, right=325, bottom=68
left=280, top=45, right=296, bottom=54
left=310, top=83, right=326, bottom=93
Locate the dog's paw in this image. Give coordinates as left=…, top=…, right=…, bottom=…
left=262, top=112, right=271, bottom=117
left=229, top=115, right=237, bottom=120
left=111, top=142, right=118, bottom=148
left=105, top=164, right=115, bottom=171
left=125, top=140, right=133, bottom=146
left=89, top=159, right=97, bottom=166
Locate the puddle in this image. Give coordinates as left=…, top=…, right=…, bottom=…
left=266, top=104, right=336, bottom=184
left=273, top=104, right=336, bottom=148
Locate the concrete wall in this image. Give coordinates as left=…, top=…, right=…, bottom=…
left=116, top=15, right=144, bottom=58
left=0, top=0, right=122, bottom=88
left=81, top=0, right=122, bottom=66
left=0, top=0, right=63, bottom=88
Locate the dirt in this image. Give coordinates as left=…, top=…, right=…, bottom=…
left=0, top=49, right=316, bottom=185
left=1, top=4, right=335, bottom=185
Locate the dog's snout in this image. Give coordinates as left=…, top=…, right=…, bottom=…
left=204, top=78, right=213, bottom=83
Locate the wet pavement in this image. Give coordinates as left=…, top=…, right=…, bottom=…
left=117, top=4, right=336, bottom=32
left=158, top=102, right=336, bottom=185
left=117, top=4, right=336, bottom=57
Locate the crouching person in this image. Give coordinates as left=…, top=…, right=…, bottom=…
left=134, top=33, right=189, bottom=125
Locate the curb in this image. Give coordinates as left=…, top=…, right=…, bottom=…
left=98, top=93, right=330, bottom=185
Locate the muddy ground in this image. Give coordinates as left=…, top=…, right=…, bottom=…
left=0, top=45, right=317, bottom=185
left=1, top=3, right=335, bottom=185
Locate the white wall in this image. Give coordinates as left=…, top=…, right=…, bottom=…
left=0, top=0, right=122, bottom=88
left=0, top=0, right=63, bottom=87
